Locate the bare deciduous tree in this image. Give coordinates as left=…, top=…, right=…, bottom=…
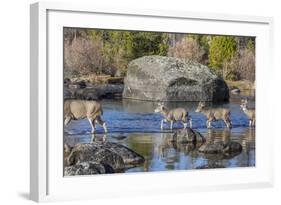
left=239, top=48, right=255, bottom=82
left=168, top=37, right=205, bottom=63
left=222, top=48, right=255, bottom=81
left=64, top=36, right=103, bottom=75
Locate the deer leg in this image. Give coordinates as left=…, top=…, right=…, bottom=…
left=160, top=119, right=164, bottom=130
left=170, top=121, right=173, bottom=130
left=249, top=120, right=252, bottom=127
left=64, top=117, right=71, bottom=126
left=182, top=118, right=187, bottom=129
left=224, top=119, right=232, bottom=129
left=189, top=118, right=193, bottom=128
left=207, top=120, right=212, bottom=129
left=102, top=134, right=107, bottom=142
left=91, top=133, right=96, bottom=142
left=183, top=122, right=187, bottom=129
left=96, top=116, right=108, bottom=133
left=88, top=118, right=96, bottom=133
left=229, top=121, right=232, bottom=129
left=209, top=121, right=212, bottom=129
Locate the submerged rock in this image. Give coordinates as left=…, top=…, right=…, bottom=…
left=64, top=142, right=145, bottom=175
left=112, top=135, right=127, bottom=140
left=123, top=56, right=229, bottom=102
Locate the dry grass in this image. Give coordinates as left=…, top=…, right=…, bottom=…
left=226, top=80, right=255, bottom=91
left=64, top=37, right=103, bottom=74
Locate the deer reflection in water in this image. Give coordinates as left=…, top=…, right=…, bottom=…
left=90, top=133, right=107, bottom=143
left=157, top=133, right=195, bottom=159
left=241, top=127, right=255, bottom=166
left=205, top=128, right=231, bottom=144
left=156, top=129, right=205, bottom=160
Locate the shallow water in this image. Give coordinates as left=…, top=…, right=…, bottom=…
left=64, top=96, right=255, bottom=172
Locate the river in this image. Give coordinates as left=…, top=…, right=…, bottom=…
left=64, top=94, right=255, bottom=172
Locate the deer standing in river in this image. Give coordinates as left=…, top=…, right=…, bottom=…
left=154, top=103, right=192, bottom=130
left=64, top=99, right=108, bottom=133
left=240, top=99, right=255, bottom=127
left=195, top=102, right=232, bottom=129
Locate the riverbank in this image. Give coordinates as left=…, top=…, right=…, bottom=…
left=226, top=80, right=255, bottom=92
left=64, top=75, right=255, bottom=102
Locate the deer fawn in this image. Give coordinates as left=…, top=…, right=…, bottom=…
left=240, top=99, right=255, bottom=127
left=64, top=99, right=108, bottom=133
left=154, top=103, right=192, bottom=130
left=195, top=102, right=232, bottom=129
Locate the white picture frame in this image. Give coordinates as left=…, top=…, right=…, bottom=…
left=30, top=2, right=274, bottom=202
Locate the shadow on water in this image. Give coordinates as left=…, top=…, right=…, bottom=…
left=64, top=95, right=255, bottom=173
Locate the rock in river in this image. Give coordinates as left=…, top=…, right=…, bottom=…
left=64, top=84, right=124, bottom=100
left=168, top=128, right=206, bottom=144
left=198, top=141, right=242, bottom=154
left=123, top=55, right=229, bottom=102
left=64, top=142, right=145, bottom=175
left=65, top=161, right=115, bottom=176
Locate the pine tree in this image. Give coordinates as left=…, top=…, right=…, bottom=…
left=209, top=36, right=237, bottom=75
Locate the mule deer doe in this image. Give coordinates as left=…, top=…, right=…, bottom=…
left=195, top=102, right=232, bottom=129
left=64, top=100, right=108, bottom=133
left=240, top=99, right=255, bottom=127
left=154, top=103, right=192, bottom=130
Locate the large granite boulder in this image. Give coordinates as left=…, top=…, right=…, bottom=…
left=123, top=56, right=229, bottom=102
